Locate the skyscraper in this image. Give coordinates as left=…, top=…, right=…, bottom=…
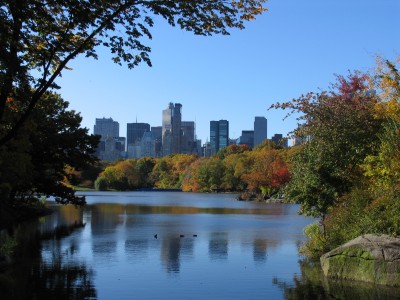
left=94, top=117, right=119, bottom=140
left=127, top=122, right=150, bottom=145
left=151, top=126, right=163, bottom=157
left=181, top=121, right=196, bottom=154
left=93, top=117, right=121, bottom=161
left=162, top=102, right=182, bottom=155
left=209, top=120, right=229, bottom=155
left=254, top=116, right=268, bottom=147
left=239, top=130, right=254, bottom=148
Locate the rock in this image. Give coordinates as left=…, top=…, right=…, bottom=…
left=320, top=234, right=400, bottom=286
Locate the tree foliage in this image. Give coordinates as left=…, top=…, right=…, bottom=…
left=276, top=57, right=400, bottom=258
left=272, top=72, right=384, bottom=218
left=0, top=91, right=98, bottom=206
left=95, top=144, right=291, bottom=198
left=0, top=0, right=267, bottom=145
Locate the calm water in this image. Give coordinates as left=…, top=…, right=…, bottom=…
left=1, top=191, right=400, bottom=299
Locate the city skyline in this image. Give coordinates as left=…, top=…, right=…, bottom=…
left=93, top=109, right=273, bottom=146
left=92, top=103, right=273, bottom=160
left=57, top=0, right=399, bottom=144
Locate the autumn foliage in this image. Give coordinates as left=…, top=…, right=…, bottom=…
left=271, top=57, right=400, bottom=258
left=94, top=143, right=291, bottom=199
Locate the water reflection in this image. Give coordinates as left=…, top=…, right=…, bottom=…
left=160, top=236, right=182, bottom=273
left=253, top=239, right=268, bottom=263
left=274, top=259, right=400, bottom=299
left=1, top=193, right=320, bottom=299
left=0, top=213, right=96, bottom=299
left=209, top=232, right=229, bottom=260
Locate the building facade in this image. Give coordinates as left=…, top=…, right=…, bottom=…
left=181, top=121, right=196, bottom=154
left=94, top=117, right=119, bottom=140
left=162, top=103, right=182, bottom=156
left=209, top=119, right=229, bottom=155
left=94, top=117, right=123, bottom=161
left=239, top=130, right=254, bottom=148
left=127, top=122, right=150, bottom=146
left=254, top=116, right=268, bottom=147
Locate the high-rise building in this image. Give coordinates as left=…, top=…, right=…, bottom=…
left=219, top=120, right=229, bottom=150
left=151, top=126, right=163, bottom=157
left=210, top=121, right=219, bottom=155
left=254, top=116, right=268, bottom=147
left=162, top=103, right=182, bottom=155
left=209, top=120, right=229, bottom=155
left=239, top=130, right=254, bottom=148
left=94, top=117, right=122, bottom=161
left=140, top=131, right=156, bottom=158
left=127, top=122, right=150, bottom=145
left=94, top=117, right=119, bottom=140
left=271, top=133, right=288, bottom=147
left=181, top=121, right=196, bottom=154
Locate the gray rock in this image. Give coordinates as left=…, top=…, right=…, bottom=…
left=320, top=234, right=400, bottom=286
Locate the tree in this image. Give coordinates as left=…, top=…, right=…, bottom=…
left=0, top=0, right=267, bottom=146
left=0, top=91, right=98, bottom=206
left=272, top=72, right=384, bottom=218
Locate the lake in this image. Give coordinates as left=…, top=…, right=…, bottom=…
left=1, top=191, right=400, bottom=299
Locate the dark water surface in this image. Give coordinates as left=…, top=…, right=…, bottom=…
left=1, top=191, right=400, bottom=299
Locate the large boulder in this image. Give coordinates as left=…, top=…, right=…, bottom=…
left=320, top=234, right=400, bottom=286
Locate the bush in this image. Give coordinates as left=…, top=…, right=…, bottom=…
left=300, top=222, right=328, bottom=259
left=94, top=177, right=108, bottom=191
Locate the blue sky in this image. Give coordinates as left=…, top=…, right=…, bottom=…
left=57, top=0, right=399, bottom=145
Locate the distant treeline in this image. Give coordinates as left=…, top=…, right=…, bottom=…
left=65, top=142, right=291, bottom=200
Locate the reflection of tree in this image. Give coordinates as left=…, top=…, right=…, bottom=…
left=0, top=219, right=96, bottom=299
left=209, top=232, right=228, bottom=260
left=273, top=259, right=400, bottom=299
left=30, top=262, right=96, bottom=299
left=90, top=204, right=124, bottom=235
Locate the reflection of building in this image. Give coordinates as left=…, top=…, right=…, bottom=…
left=209, top=120, right=229, bottom=156
left=160, top=237, right=181, bottom=273
left=253, top=239, right=268, bottom=263
left=254, top=116, right=268, bottom=147
left=208, top=232, right=228, bottom=260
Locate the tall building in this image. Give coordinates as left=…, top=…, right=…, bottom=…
left=162, top=103, right=182, bottom=155
left=94, top=117, right=119, bottom=140
left=140, top=131, right=156, bottom=157
left=209, top=120, right=229, bottom=155
left=94, top=117, right=123, bottom=161
left=254, top=116, right=268, bottom=147
left=239, top=130, right=254, bottom=148
left=127, top=122, right=150, bottom=146
left=181, top=121, right=196, bottom=154
left=219, top=120, right=229, bottom=150
left=271, top=133, right=288, bottom=147
left=151, top=126, right=163, bottom=157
